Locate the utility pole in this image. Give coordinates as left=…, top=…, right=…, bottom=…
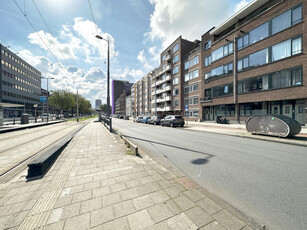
left=77, top=90, right=79, bottom=122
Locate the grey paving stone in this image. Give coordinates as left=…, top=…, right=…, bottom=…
left=125, top=179, right=141, bottom=188
left=127, top=209, right=154, bottom=230
left=139, top=176, right=156, bottom=185
left=166, top=212, right=197, bottom=230
left=199, top=221, right=227, bottom=230
left=80, top=197, right=102, bottom=214
left=44, top=220, right=65, bottom=230
left=110, top=182, right=127, bottom=193
left=133, top=194, right=155, bottom=211
left=196, top=198, right=223, bottom=215
left=4, top=210, right=28, bottom=229
left=90, top=205, right=115, bottom=228
left=92, top=186, right=110, bottom=198
left=54, top=195, right=73, bottom=208
left=157, top=180, right=172, bottom=189
left=165, top=200, right=181, bottom=215
left=185, top=206, right=213, bottom=228
left=100, top=178, right=117, bottom=187
left=173, top=195, right=195, bottom=211
left=47, top=208, right=63, bottom=224
left=136, top=182, right=160, bottom=196
left=241, top=225, right=254, bottom=230
left=152, top=173, right=164, bottom=181
left=212, top=210, right=245, bottom=230
left=164, top=186, right=182, bottom=198
left=145, top=220, right=173, bottom=230
left=61, top=202, right=81, bottom=220
left=113, top=200, right=136, bottom=218
left=72, top=190, right=92, bottom=203
left=183, top=189, right=206, bottom=202
left=102, top=216, right=130, bottom=230
left=120, top=187, right=138, bottom=201
left=102, top=192, right=122, bottom=207
left=161, top=172, right=177, bottom=181
left=149, top=190, right=170, bottom=204
left=147, top=203, right=174, bottom=223
left=64, top=213, right=90, bottom=230
left=84, top=181, right=100, bottom=191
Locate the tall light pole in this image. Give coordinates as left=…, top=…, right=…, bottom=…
left=41, top=77, right=54, bottom=122
left=95, top=35, right=110, bottom=118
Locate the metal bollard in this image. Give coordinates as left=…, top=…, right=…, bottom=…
left=109, top=117, right=112, bottom=132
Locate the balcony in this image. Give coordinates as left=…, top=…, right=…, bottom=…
left=157, top=106, right=172, bottom=112
left=165, top=74, right=171, bottom=81
left=151, top=91, right=155, bottom=96
left=165, top=64, right=172, bottom=72
left=165, top=85, right=172, bottom=91
left=165, top=96, right=171, bottom=101
left=152, top=108, right=157, bottom=112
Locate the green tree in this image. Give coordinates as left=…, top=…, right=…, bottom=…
left=99, top=104, right=112, bottom=114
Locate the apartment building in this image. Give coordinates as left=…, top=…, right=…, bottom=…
left=151, top=36, right=200, bottom=118
left=111, top=80, right=133, bottom=114
left=200, top=0, right=306, bottom=125
left=0, top=44, right=41, bottom=117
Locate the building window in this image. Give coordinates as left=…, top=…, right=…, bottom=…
left=173, top=54, right=179, bottom=63
left=272, top=40, right=291, bottom=61
left=204, top=40, right=211, bottom=50
left=212, top=83, right=233, bottom=98
left=162, top=54, right=166, bottom=62
left=212, top=42, right=233, bottom=62
left=173, top=99, right=179, bottom=107
left=173, top=77, right=179, bottom=85
left=205, top=89, right=212, bottom=100
left=173, top=43, right=179, bottom=53
left=173, top=65, right=179, bottom=74
left=173, top=88, right=179, bottom=95
left=185, top=56, right=199, bottom=69
left=249, top=48, right=269, bottom=68
left=204, top=55, right=211, bottom=67
left=185, top=61, right=189, bottom=70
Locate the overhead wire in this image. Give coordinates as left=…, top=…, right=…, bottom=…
left=13, top=0, right=61, bottom=64
left=87, top=0, right=106, bottom=64
left=31, top=0, right=69, bottom=67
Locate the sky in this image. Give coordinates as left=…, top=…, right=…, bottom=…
left=0, top=0, right=252, bottom=107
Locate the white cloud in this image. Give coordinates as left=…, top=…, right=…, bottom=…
left=137, top=50, right=154, bottom=71
left=147, top=0, right=232, bottom=48
left=234, top=0, right=252, bottom=13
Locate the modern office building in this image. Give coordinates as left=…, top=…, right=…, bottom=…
left=200, top=0, right=306, bottom=124
left=111, top=80, right=133, bottom=114
left=95, top=99, right=102, bottom=109
left=0, top=44, right=41, bottom=117
left=151, top=36, right=200, bottom=118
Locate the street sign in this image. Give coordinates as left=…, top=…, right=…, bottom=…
left=40, top=96, right=47, bottom=102
left=185, top=105, right=188, bottom=111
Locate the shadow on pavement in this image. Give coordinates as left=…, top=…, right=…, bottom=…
left=123, top=134, right=214, bottom=158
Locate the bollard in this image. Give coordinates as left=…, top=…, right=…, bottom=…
left=109, top=117, right=112, bottom=132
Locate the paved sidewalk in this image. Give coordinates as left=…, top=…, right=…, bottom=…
left=0, top=121, right=256, bottom=230
left=184, top=121, right=307, bottom=146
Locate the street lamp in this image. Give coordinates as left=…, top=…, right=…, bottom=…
left=95, top=34, right=110, bottom=118
left=41, top=77, right=55, bottom=122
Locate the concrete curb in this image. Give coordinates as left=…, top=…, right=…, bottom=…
left=117, top=131, right=139, bottom=155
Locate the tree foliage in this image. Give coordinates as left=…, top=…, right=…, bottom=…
left=99, top=103, right=112, bottom=114
left=49, top=90, right=92, bottom=115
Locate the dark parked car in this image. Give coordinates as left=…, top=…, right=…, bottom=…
left=148, top=116, right=162, bottom=125
left=141, top=116, right=151, bottom=124
left=124, top=116, right=129, bottom=120
left=161, top=115, right=185, bottom=127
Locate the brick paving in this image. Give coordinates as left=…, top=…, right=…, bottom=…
left=0, top=121, right=257, bottom=229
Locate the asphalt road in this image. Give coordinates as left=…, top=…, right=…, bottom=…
left=113, top=118, right=307, bottom=230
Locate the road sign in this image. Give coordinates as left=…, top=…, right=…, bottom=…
left=185, top=105, right=188, bottom=111
left=40, top=96, right=47, bottom=102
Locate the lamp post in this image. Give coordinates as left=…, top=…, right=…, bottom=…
left=95, top=35, right=110, bottom=118
left=41, top=77, right=54, bottom=122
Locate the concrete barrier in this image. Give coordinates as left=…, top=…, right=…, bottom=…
left=117, top=131, right=138, bottom=155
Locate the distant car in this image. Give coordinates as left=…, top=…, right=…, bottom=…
left=161, top=115, right=185, bottom=127
left=141, top=116, right=151, bottom=124
left=124, top=116, right=129, bottom=120
left=119, top=115, right=124, bottom=119
left=148, top=116, right=162, bottom=125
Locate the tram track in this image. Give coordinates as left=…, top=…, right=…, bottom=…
left=0, top=121, right=88, bottom=183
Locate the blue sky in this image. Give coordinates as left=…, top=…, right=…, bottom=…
left=0, top=0, right=251, bottom=106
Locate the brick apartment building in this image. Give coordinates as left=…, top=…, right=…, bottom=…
left=130, top=0, right=306, bottom=125
left=151, top=36, right=200, bottom=117
left=200, top=0, right=306, bottom=125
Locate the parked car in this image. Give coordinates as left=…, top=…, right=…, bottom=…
left=141, top=116, right=151, bottom=124
left=148, top=116, right=162, bottom=125
left=161, top=115, right=185, bottom=127
left=134, top=116, right=143, bottom=123
left=124, top=116, right=129, bottom=120
left=119, top=115, right=124, bottom=119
